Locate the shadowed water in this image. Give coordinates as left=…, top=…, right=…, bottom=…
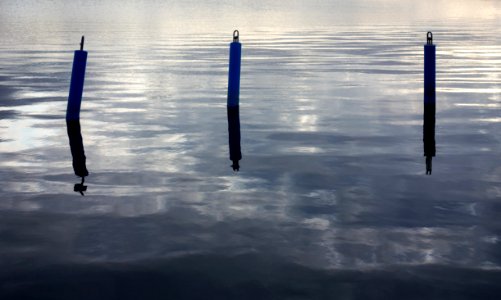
left=1, top=0, right=501, bottom=298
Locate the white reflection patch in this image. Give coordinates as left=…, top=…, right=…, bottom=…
left=482, top=236, right=500, bottom=244
left=14, top=90, right=67, bottom=99
left=302, top=218, right=330, bottom=230
left=476, top=117, right=501, bottom=123
left=288, top=146, right=324, bottom=154
left=298, top=114, right=318, bottom=132
left=423, top=249, right=436, bottom=263
left=454, top=103, right=500, bottom=108
left=0, top=119, right=60, bottom=151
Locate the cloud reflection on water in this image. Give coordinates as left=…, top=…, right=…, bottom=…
left=0, top=0, right=501, bottom=297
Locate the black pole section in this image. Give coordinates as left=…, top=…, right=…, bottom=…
left=423, top=102, right=436, bottom=175
left=227, top=106, right=242, bottom=171
left=67, top=119, right=89, bottom=195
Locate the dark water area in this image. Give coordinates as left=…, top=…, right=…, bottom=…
left=1, top=0, right=501, bottom=298
left=2, top=254, right=501, bottom=300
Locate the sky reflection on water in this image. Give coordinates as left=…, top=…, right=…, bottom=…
left=1, top=0, right=501, bottom=298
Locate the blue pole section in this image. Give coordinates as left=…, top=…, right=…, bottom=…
left=424, top=32, right=435, bottom=104
left=66, top=36, right=88, bottom=121
left=227, top=30, right=241, bottom=107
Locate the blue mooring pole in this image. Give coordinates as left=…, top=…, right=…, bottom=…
left=424, top=32, right=435, bottom=104
left=227, top=30, right=241, bottom=107
left=66, top=36, right=88, bottom=120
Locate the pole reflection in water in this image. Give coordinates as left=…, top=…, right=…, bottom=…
left=66, top=120, right=89, bottom=195
left=227, top=106, right=242, bottom=171
left=423, top=97, right=436, bottom=175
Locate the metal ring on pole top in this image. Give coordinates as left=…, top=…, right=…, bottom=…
left=80, top=36, right=85, bottom=51
left=427, top=32, right=433, bottom=45
left=233, top=30, right=239, bottom=42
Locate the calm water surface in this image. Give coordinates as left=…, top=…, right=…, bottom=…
left=1, top=0, right=501, bottom=298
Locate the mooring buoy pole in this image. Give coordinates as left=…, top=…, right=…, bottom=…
left=66, top=36, right=89, bottom=193
left=424, top=31, right=435, bottom=104
left=424, top=32, right=436, bottom=175
left=227, top=30, right=241, bottom=107
left=66, top=36, right=88, bottom=121
left=226, top=30, right=242, bottom=170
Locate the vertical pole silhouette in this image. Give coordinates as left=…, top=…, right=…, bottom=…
left=423, top=32, right=436, bottom=175
left=227, top=30, right=241, bottom=107
left=66, top=36, right=89, bottom=194
left=67, top=36, right=88, bottom=121
left=227, top=30, right=242, bottom=170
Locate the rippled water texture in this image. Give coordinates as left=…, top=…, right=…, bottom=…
left=1, top=0, right=501, bottom=298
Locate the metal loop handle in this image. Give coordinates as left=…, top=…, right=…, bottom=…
left=233, top=30, right=239, bottom=42
left=427, top=32, right=433, bottom=45
left=80, top=36, right=85, bottom=50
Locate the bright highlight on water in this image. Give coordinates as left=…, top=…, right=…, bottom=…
left=1, top=1, right=500, bottom=298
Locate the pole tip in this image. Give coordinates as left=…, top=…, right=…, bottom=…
left=80, top=36, right=85, bottom=51
left=233, top=30, right=239, bottom=42
left=427, top=32, right=433, bottom=45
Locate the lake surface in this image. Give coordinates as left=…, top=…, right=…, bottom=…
left=1, top=0, right=501, bottom=299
